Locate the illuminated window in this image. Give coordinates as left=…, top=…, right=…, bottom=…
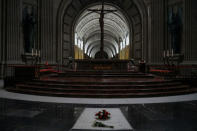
left=120, top=42, right=122, bottom=50
left=75, top=33, right=78, bottom=45
left=123, top=38, right=126, bottom=48
left=78, top=39, right=80, bottom=48
left=80, top=40, right=83, bottom=50
left=116, top=47, right=119, bottom=53
left=126, top=35, right=129, bottom=46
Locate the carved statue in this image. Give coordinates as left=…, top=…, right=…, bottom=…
left=168, top=7, right=182, bottom=54
left=22, top=6, right=36, bottom=53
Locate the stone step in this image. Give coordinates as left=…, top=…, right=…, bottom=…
left=6, top=70, right=196, bottom=98
left=6, top=87, right=197, bottom=98
left=14, top=84, right=190, bottom=93
left=56, top=74, right=154, bottom=78
left=18, top=81, right=183, bottom=89
left=29, top=79, right=179, bottom=85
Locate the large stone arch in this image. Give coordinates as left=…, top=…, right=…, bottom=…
left=56, top=0, right=148, bottom=64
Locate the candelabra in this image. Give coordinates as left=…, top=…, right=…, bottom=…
left=163, top=49, right=174, bottom=66
left=163, top=49, right=184, bottom=66
left=21, top=49, right=41, bottom=65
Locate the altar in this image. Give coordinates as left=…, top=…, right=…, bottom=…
left=74, top=59, right=130, bottom=71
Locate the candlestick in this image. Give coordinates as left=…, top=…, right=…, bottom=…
left=167, top=50, right=169, bottom=57
left=32, top=49, right=33, bottom=56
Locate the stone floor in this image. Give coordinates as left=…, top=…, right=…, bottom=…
left=1, top=79, right=197, bottom=131
left=0, top=98, right=197, bottom=131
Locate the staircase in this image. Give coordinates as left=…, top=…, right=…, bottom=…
left=5, top=71, right=197, bottom=98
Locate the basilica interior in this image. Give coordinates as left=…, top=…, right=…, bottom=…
left=0, top=0, right=197, bottom=130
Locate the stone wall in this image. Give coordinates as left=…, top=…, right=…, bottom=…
left=0, top=0, right=61, bottom=77
left=148, top=0, right=197, bottom=65
left=1, top=0, right=197, bottom=77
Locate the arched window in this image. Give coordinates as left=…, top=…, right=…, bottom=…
left=120, top=42, right=123, bottom=50
left=126, top=35, right=129, bottom=46
left=75, top=33, right=78, bottom=45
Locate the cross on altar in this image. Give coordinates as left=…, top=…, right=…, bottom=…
left=88, top=0, right=117, bottom=58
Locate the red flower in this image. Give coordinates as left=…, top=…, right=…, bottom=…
left=95, top=110, right=111, bottom=120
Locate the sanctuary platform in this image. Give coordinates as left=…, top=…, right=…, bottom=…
left=4, top=60, right=197, bottom=98
left=5, top=69, right=197, bottom=98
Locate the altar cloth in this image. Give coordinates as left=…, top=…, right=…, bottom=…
left=71, top=108, right=133, bottom=131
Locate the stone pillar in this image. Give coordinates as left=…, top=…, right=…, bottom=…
left=6, top=0, right=21, bottom=64
left=0, top=0, right=7, bottom=78
left=0, top=1, right=2, bottom=58
left=40, top=0, right=55, bottom=64
left=1, top=0, right=21, bottom=77
left=183, top=0, right=192, bottom=62
left=147, top=3, right=152, bottom=63
left=150, top=0, right=165, bottom=64
left=0, top=0, right=2, bottom=78
left=182, top=0, right=197, bottom=64
left=191, top=0, right=197, bottom=62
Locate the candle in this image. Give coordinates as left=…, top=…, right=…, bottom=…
left=167, top=50, right=169, bottom=57
left=172, top=49, right=174, bottom=57
left=32, top=49, right=33, bottom=56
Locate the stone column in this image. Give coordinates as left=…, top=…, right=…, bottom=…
left=0, top=0, right=2, bottom=63
left=183, top=0, right=192, bottom=62
left=0, top=0, right=2, bottom=78
left=191, top=0, right=197, bottom=62
left=0, top=0, right=7, bottom=78
left=150, top=0, right=165, bottom=64
left=147, top=4, right=152, bottom=63
left=40, top=0, right=55, bottom=64
left=182, top=0, right=197, bottom=63
left=6, top=0, right=21, bottom=64
left=2, top=0, right=21, bottom=77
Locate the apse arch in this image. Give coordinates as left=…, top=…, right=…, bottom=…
left=74, top=3, right=130, bottom=59
left=57, top=0, right=148, bottom=63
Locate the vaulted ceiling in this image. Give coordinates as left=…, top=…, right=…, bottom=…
left=74, top=4, right=130, bottom=58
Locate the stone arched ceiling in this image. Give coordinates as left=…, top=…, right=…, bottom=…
left=74, top=4, right=129, bottom=58
left=59, top=0, right=146, bottom=61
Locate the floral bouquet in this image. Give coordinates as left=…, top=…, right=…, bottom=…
left=95, top=109, right=111, bottom=120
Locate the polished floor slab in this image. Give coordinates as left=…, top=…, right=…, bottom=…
left=71, top=108, right=133, bottom=131
left=0, top=99, right=197, bottom=131
left=1, top=79, right=197, bottom=130
left=0, top=98, right=197, bottom=131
